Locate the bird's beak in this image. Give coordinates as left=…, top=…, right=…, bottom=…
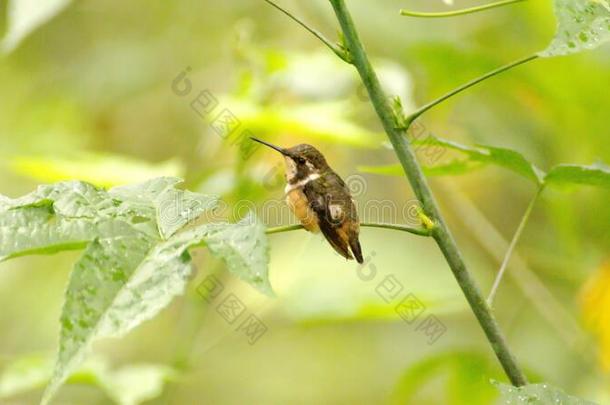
left=250, top=137, right=288, bottom=156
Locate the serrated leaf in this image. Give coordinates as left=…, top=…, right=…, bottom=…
left=9, top=153, right=184, bottom=188
left=0, top=179, right=229, bottom=404
left=539, top=0, right=610, bottom=57
left=43, top=211, right=270, bottom=403
left=0, top=182, right=120, bottom=261
left=494, top=381, right=597, bottom=404
left=0, top=206, right=94, bottom=262
left=176, top=212, right=272, bottom=295
left=109, top=177, right=218, bottom=239
left=544, top=163, right=610, bottom=188
left=43, top=228, right=156, bottom=404
left=1, top=0, right=72, bottom=53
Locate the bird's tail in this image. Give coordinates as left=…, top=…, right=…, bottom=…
left=349, top=235, right=363, bottom=264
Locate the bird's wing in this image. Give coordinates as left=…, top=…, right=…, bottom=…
left=303, top=178, right=353, bottom=261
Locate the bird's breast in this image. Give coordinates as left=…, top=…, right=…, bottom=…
left=285, top=187, right=319, bottom=232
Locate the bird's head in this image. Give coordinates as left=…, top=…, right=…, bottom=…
left=250, top=138, right=329, bottom=183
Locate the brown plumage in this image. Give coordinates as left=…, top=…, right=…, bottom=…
left=251, top=138, right=363, bottom=263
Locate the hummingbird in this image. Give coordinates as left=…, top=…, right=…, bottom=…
left=251, top=137, right=363, bottom=264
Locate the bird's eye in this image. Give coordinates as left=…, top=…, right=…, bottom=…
left=297, top=157, right=306, bottom=164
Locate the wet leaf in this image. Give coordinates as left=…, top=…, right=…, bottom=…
left=176, top=212, right=272, bottom=295
left=110, top=177, right=218, bottom=239
left=494, top=381, right=596, bottom=404
left=0, top=178, right=269, bottom=404
left=539, top=0, right=610, bottom=57
left=42, top=230, right=155, bottom=404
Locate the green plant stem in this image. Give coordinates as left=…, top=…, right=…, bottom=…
left=266, top=222, right=431, bottom=236
left=262, top=0, right=349, bottom=62
left=328, top=0, right=527, bottom=386
left=400, top=0, right=526, bottom=18
left=487, top=188, right=541, bottom=306
left=407, top=54, right=538, bottom=123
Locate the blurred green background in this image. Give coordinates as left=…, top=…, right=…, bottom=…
left=0, top=0, right=609, bottom=404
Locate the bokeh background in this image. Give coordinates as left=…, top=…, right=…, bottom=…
left=0, top=0, right=609, bottom=404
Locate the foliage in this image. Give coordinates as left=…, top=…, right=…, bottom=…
left=0, top=178, right=271, bottom=403
left=1, top=0, right=610, bottom=403
left=360, top=135, right=610, bottom=191
left=540, top=0, right=610, bottom=57
left=494, top=381, right=596, bottom=404
left=390, top=351, right=503, bottom=405
left=0, top=354, right=174, bottom=405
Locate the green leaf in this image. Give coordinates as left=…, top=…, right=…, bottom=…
left=8, top=153, right=185, bottom=188
left=390, top=351, right=503, bottom=405
left=0, top=182, right=122, bottom=261
left=539, top=0, right=610, bottom=57
left=110, top=177, right=218, bottom=239
left=0, top=206, right=94, bottom=262
left=423, top=137, right=545, bottom=183
left=1, top=0, right=72, bottom=53
left=0, top=354, right=53, bottom=398
left=478, top=145, right=545, bottom=184
left=96, top=363, right=174, bottom=405
left=178, top=212, right=273, bottom=295
left=43, top=212, right=270, bottom=403
left=362, top=136, right=545, bottom=184
left=494, top=381, right=597, bottom=404
left=359, top=159, right=484, bottom=177
left=544, top=163, right=610, bottom=189
left=43, top=229, right=157, bottom=404
left=0, top=178, right=268, bottom=404
left=0, top=353, right=174, bottom=405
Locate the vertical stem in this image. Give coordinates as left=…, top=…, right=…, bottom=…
left=328, top=0, right=528, bottom=386
left=488, top=188, right=541, bottom=306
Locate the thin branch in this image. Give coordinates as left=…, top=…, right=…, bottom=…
left=266, top=222, right=432, bottom=236
left=400, top=0, right=526, bottom=18
left=487, top=188, right=541, bottom=306
left=407, top=54, right=538, bottom=123
left=443, top=182, right=588, bottom=350
left=328, top=0, right=528, bottom=386
left=262, top=0, right=349, bottom=62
